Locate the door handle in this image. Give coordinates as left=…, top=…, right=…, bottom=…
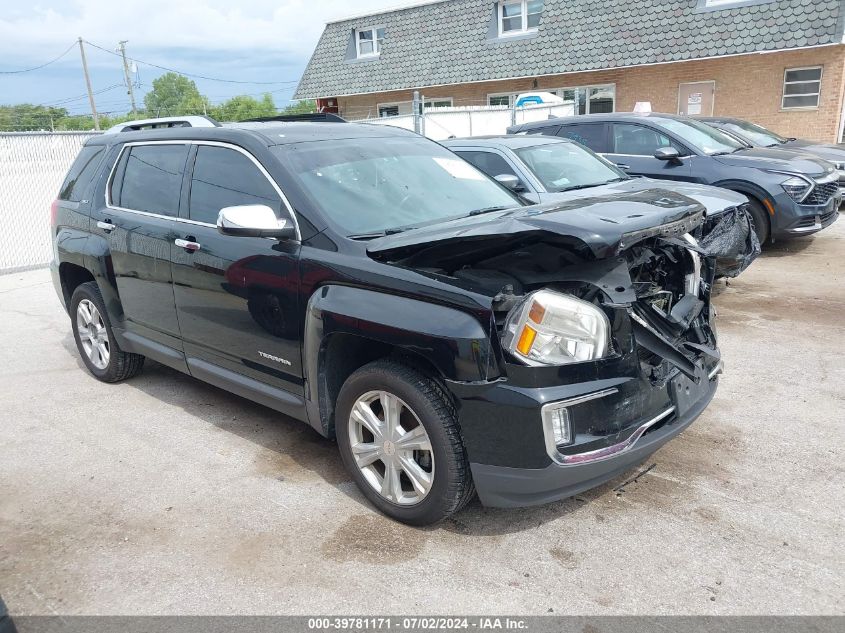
left=615, top=163, right=631, bottom=170
left=175, top=238, right=201, bottom=253
left=97, top=220, right=116, bottom=232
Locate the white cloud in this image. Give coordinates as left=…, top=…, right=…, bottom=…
left=0, top=0, right=399, bottom=63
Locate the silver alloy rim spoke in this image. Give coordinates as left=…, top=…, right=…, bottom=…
left=394, top=425, right=431, bottom=452
left=348, top=390, right=435, bottom=506
left=352, top=401, right=384, bottom=440
left=380, top=392, right=401, bottom=439
left=76, top=299, right=109, bottom=370
left=398, top=454, right=433, bottom=496
left=351, top=442, right=382, bottom=468
left=381, top=462, right=403, bottom=502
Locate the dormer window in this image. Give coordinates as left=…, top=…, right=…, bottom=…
left=356, top=27, right=385, bottom=58
left=499, top=1, right=543, bottom=37
left=696, top=0, right=776, bottom=10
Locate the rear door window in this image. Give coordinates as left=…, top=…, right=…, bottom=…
left=557, top=124, right=608, bottom=152
left=113, top=144, right=189, bottom=216
left=59, top=146, right=105, bottom=201
left=612, top=124, right=678, bottom=155
left=188, top=145, right=282, bottom=225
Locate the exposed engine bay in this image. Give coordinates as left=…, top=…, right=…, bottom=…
left=367, top=194, right=723, bottom=383
left=414, top=230, right=718, bottom=384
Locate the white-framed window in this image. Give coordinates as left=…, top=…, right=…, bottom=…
left=782, top=66, right=822, bottom=110
left=498, top=1, right=543, bottom=37
left=377, top=103, right=402, bottom=118
left=698, top=0, right=774, bottom=9
left=356, top=26, right=385, bottom=58
left=424, top=98, right=453, bottom=109
left=558, top=84, right=616, bottom=114
left=488, top=93, right=515, bottom=107
left=376, top=98, right=452, bottom=118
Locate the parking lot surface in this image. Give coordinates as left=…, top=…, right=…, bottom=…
left=1, top=219, right=843, bottom=615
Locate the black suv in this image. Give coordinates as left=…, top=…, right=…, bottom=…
left=509, top=113, right=840, bottom=244
left=51, top=117, right=722, bottom=525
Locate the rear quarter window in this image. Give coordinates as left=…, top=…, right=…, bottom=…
left=58, top=146, right=105, bottom=202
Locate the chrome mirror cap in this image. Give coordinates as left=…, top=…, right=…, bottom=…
left=217, top=205, right=296, bottom=239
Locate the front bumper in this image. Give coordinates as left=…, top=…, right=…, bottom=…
left=773, top=189, right=841, bottom=238
left=469, top=370, right=718, bottom=508
left=782, top=202, right=839, bottom=236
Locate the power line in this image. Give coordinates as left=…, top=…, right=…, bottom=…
left=83, top=39, right=300, bottom=86
left=40, top=83, right=125, bottom=108
left=0, top=41, right=77, bottom=74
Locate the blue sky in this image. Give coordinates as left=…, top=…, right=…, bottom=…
left=0, top=0, right=400, bottom=114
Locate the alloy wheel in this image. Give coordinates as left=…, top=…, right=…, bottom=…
left=76, top=299, right=110, bottom=370
left=348, top=390, right=435, bottom=506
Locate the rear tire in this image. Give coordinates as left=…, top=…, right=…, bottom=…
left=70, top=281, right=145, bottom=383
left=335, top=359, right=475, bottom=526
left=746, top=197, right=770, bottom=245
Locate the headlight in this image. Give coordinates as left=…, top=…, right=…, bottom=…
left=780, top=175, right=812, bottom=202
left=503, top=289, right=611, bottom=366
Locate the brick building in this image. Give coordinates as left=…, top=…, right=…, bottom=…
left=294, top=0, right=845, bottom=142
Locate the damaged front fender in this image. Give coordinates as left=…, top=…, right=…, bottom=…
left=700, top=206, right=761, bottom=278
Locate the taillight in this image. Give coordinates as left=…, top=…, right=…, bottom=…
left=50, top=200, right=59, bottom=227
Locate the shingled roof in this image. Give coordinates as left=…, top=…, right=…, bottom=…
left=295, top=0, right=845, bottom=99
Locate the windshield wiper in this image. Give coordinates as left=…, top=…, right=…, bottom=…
left=604, top=177, right=629, bottom=183
left=558, top=183, right=600, bottom=192
left=348, top=227, right=408, bottom=240
left=468, top=205, right=511, bottom=217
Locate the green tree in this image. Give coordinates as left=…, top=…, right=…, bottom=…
left=0, top=104, right=70, bottom=132
left=144, top=72, right=209, bottom=117
left=210, top=93, right=277, bottom=122
left=281, top=100, right=317, bottom=115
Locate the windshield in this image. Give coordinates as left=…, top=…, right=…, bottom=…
left=514, top=142, right=627, bottom=192
left=721, top=120, right=787, bottom=147
left=657, top=118, right=745, bottom=155
left=275, top=137, right=521, bottom=237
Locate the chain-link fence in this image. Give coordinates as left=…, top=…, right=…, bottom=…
left=0, top=132, right=99, bottom=274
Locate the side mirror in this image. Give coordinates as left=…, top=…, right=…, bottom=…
left=217, top=205, right=297, bottom=240
left=495, top=174, right=525, bottom=192
left=654, top=147, right=681, bottom=162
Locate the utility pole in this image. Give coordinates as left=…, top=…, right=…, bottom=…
left=117, top=40, right=138, bottom=116
left=77, top=37, right=100, bottom=131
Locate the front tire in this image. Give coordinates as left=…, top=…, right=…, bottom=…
left=746, top=197, right=770, bottom=245
left=335, top=360, right=475, bottom=526
left=70, top=282, right=145, bottom=383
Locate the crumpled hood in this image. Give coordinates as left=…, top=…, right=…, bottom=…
left=783, top=139, right=845, bottom=165
left=367, top=189, right=704, bottom=263
left=542, top=177, right=747, bottom=216
left=712, top=147, right=835, bottom=177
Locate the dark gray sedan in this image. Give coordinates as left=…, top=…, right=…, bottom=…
left=699, top=116, right=845, bottom=198
left=508, top=113, right=840, bottom=244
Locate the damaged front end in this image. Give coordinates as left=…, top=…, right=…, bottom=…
left=369, top=194, right=722, bottom=505
left=698, top=203, right=761, bottom=278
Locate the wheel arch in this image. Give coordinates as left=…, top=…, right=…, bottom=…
left=711, top=179, right=773, bottom=240
left=302, top=284, right=498, bottom=438
left=57, top=262, right=95, bottom=311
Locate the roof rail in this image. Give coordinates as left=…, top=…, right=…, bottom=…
left=241, top=113, right=348, bottom=123
left=105, top=115, right=221, bottom=134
